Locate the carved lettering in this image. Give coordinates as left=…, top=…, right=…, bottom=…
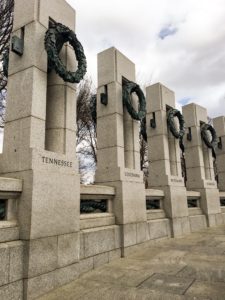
left=125, top=172, right=140, bottom=178
left=171, top=179, right=183, bottom=183
left=41, top=156, right=73, bottom=168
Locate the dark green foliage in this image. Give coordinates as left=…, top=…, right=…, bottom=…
left=0, top=200, right=6, bottom=220
left=80, top=200, right=107, bottom=214
left=146, top=199, right=160, bottom=210
left=188, top=199, right=198, bottom=208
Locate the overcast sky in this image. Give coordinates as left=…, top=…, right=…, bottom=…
left=67, top=0, right=225, bottom=117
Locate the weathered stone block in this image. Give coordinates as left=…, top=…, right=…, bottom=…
left=8, top=241, right=24, bottom=282
left=39, top=0, right=75, bottom=29
left=6, top=67, right=47, bottom=122
left=148, top=134, right=169, bottom=161
left=146, top=111, right=168, bottom=137
left=199, top=188, right=221, bottom=216
left=213, top=116, right=225, bottom=137
left=98, top=47, right=116, bottom=86
left=0, top=244, right=9, bottom=286
left=112, top=181, right=146, bottom=224
left=9, top=22, right=47, bottom=75
left=30, top=169, right=80, bottom=239
left=3, top=117, right=45, bottom=163
left=0, top=280, right=23, bottom=300
left=185, top=147, right=204, bottom=168
left=189, top=215, right=207, bottom=232
left=46, top=86, right=76, bottom=131
left=114, top=225, right=121, bottom=249
left=97, top=147, right=125, bottom=171
left=123, top=223, right=137, bottom=247
left=136, top=222, right=147, bottom=244
left=108, top=249, right=121, bottom=262
left=79, top=257, right=94, bottom=275
left=98, top=47, right=135, bottom=86
left=57, top=232, right=79, bottom=268
left=55, top=262, right=79, bottom=287
left=97, top=113, right=124, bottom=149
left=97, top=82, right=123, bottom=118
left=148, top=219, right=169, bottom=240
left=93, top=252, right=109, bottom=268
left=163, top=186, right=189, bottom=218
left=182, top=103, right=208, bottom=127
left=13, top=0, right=37, bottom=30
left=83, top=226, right=116, bottom=257
left=80, top=215, right=115, bottom=230
left=24, top=236, right=58, bottom=278
left=79, top=231, right=84, bottom=258
left=0, top=226, right=19, bottom=243
left=116, top=49, right=135, bottom=84
left=146, top=83, right=175, bottom=112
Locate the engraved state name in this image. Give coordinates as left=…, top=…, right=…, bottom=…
left=171, top=179, right=183, bottom=183
left=125, top=172, right=140, bottom=178
left=206, top=182, right=216, bottom=186
left=42, top=156, right=73, bottom=168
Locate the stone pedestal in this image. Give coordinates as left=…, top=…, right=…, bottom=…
left=95, top=47, right=147, bottom=254
left=146, top=83, right=190, bottom=237
left=183, top=103, right=222, bottom=227
left=0, top=1, right=80, bottom=299
left=213, top=116, right=225, bottom=191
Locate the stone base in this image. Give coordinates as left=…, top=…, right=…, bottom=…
left=23, top=232, right=80, bottom=280
left=121, top=219, right=171, bottom=257
left=189, top=215, right=207, bottom=232
left=80, top=225, right=121, bottom=259
left=24, top=262, right=80, bottom=300
left=23, top=228, right=122, bottom=300
left=207, top=213, right=224, bottom=227
left=161, top=185, right=190, bottom=237
left=122, top=236, right=170, bottom=257
left=198, top=188, right=221, bottom=217
left=0, top=280, right=23, bottom=300
left=0, top=240, right=24, bottom=299
left=170, top=216, right=191, bottom=237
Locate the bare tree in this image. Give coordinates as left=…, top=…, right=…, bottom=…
left=0, top=0, right=14, bottom=90
left=76, top=77, right=97, bottom=183
left=139, top=134, right=149, bottom=187
left=0, top=0, right=14, bottom=126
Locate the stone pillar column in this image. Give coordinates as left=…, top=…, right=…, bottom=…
left=213, top=116, right=225, bottom=191
left=183, top=103, right=222, bottom=226
left=0, top=0, right=80, bottom=299
left=95, top=47, right=147, bottom=255
left=146, top=83, right=190, bottom=237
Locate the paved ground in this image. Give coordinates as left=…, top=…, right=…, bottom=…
left=39, top=226, right=225, bottom=300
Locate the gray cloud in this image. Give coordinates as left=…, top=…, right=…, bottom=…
left=67, top=0, right=225, bottom=117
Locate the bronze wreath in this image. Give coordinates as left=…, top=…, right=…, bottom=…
left=122, top=80, right=146, bottom=121
left=167, top=108, right=185, bottom=139
left=44, top=22, right=87, bottom=83
left=167, top=108, right=186, bottom=153
left=201, top=123, right=217, bottom=158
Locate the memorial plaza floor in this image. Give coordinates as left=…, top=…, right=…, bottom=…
left=38, top=225, right=225, bottom=300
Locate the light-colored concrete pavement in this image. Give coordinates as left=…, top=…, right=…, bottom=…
left=38, top=225, right=225, bottom=300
